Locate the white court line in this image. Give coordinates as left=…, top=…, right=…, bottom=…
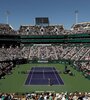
left=29, top=67, right=35, bottom=84
left=52, top=67, right=60, bottom=84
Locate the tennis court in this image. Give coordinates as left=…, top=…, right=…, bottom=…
left=25, top=67, right=64, bottom=85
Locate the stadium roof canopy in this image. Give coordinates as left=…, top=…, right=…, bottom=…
left=71, top=22, right=90, bottom=30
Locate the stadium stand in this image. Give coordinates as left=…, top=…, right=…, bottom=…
left=0, top=18, right=90, bottom=94
left=1, top=44, right=90, bottom=62
left=0, top=62, right=14, bottom=79
left=0, top=23, right=17, bottom=35
left=0, top=92, right=90, bottom=100
left=18, top=23, right=90, bottom=36
left=71, top=22, right=90, bottom=31
left=0, top=46, right=24, bottom=61
left=19, top=44, right=90, bottom=62
left=18, top=25, right=64, bottom=35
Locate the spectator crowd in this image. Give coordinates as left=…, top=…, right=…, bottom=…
left=0, top=23, right=90, bottom=36
left=0, top=24, right=17, bottom=35
left=0, top=91, right=90, bottom=100
left=1, top=44, right=90, bottom=62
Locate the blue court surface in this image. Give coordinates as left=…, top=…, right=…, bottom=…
left=25, top=67, right=64, bottom=85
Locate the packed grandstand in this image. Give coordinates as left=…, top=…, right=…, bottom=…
left=0, top=92, right=90, bottom=100
left=0, top=18, right=90, bottom=97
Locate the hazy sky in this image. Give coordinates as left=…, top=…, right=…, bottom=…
left=0, top=0, right=90, bottom=30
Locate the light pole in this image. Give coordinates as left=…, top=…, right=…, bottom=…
left=5, top=11, right=10, bottom=24
left=75, top=10, right=78, bottom=24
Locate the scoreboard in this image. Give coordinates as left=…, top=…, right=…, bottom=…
left=35, top=17, right=49, bottom=26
